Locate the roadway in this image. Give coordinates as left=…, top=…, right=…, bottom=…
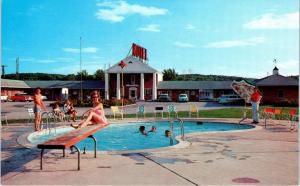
left=1, top=101, right=242, bottom=120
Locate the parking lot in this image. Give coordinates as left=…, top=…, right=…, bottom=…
left=1, top=101, right=242, bottom=120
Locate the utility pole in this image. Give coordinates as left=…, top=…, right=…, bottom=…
left=16, top=57, right=19, bottom=79
left=80, top=37, right=83, bottom=102
left=1, top=65, right=7, bottom=77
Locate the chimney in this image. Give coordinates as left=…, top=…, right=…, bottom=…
left=273, top=66, right=279, bottom=75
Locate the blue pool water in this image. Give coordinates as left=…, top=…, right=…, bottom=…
left=28, top=121, right=254, bottom=151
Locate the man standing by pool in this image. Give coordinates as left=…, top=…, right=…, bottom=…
left=33, top=87, right=47, bottom=131
left=251, top=87, right=262, bottom=124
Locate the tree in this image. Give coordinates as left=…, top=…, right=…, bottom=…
left=76, top=70, right=89, bottom=80
left=94, top=69, right=105, bottom=81
left=63, top=74, right=76, bottom=80
left=162, top=68, right=177, bottom=81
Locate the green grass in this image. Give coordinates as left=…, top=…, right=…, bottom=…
left=2, top=107, right=297, bottom=125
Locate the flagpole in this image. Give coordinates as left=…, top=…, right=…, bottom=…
left=121, top=69, right=124, bottom=119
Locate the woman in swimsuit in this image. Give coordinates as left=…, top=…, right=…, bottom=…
left=71, top=91, right=108, bottom=129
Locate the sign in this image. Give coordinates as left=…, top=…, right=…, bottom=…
left=118, top=60, right=127, bottom=69
left=132, top=43, right=147, bottom=60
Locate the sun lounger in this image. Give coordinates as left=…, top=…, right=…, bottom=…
left=167, top=105, right=178, bottom=118
left=286, top=108, right=298, bottom=131
left=111, top=106, right=123, bottom=119
left=37, top=124, right=108, bottom=170
left=136, top=105, right=145, bottom=119
left=189, top=105, right=198, bottom=118
left=154, top=106, right=164, bottom=118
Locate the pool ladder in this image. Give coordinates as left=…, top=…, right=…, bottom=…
left=169, top=117, right=185, bottom=145
left=41, top=112, right=57, bottom=134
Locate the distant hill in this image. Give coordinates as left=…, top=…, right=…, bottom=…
left=176, top=74, right=256, bottom=82
left=3, top=73, right=71, bottom=80
left=2, top=73, right=257, bottom=82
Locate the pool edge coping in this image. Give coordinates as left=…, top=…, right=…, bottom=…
left=17, top=118, right=262, bottom=153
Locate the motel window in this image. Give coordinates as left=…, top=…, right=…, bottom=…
left=191, top=91, right=196, bottom=95
left=131, top=75, right=135, bottom=84
left=278, top=90, right=284, bottom=98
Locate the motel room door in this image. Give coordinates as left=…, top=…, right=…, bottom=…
left=129, top=87, right=137, bottom=100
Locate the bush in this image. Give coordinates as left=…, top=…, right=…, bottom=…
left=103, top=98, right=136, bottom=107
left=262, top=99, right=298, bottom=107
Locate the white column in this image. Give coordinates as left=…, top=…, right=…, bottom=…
left=140, top=73, right=144, bottom=100
left=105, top=73, right=109, bottom=100
left=152, top=73, right=157, bottom=100
left=116, top=73, right=121, bottom=99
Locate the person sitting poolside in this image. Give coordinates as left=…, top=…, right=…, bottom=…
left=148, top=126, right=157, bottom=132
left=53, top=103, right=65, bottom=121
left=64, top=100, right=77, bottom=122
left=71, top=91, right=108, bottom=129
left=165, top=130, right=171, bottom=137
left=139, top=126, right=147, bottom=135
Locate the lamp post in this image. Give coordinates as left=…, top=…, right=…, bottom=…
left=80, top=37, right=83, bottom=103
left=118, top=60, right=127, bottom=115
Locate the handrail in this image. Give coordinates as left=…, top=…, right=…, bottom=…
left=169, top=120, right=174, bottom=145
left=41, top=112, right=57, bottom=134
left=169, top=117, right=185, bottom=144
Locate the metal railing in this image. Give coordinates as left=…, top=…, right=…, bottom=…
left=41, top=112, right=58, bottom=134
left=169, top=117, right=185, bottom=145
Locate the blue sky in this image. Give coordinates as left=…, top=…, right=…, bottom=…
left=2, top=0, right=299, bottom=78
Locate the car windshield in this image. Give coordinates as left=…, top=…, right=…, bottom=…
left=159, top=94, right=168, bottom=97
left=179, top=95, right=186, bottom=97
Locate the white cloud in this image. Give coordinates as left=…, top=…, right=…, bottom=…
left=56, top=57, right=75, bottom=62
left=185, top=24, right=196, bottom=30
left=21, top=57, right=36, bottom=62
left=244, top=12, right=299, bottom=29
left=36, top=59, right=57, bottom=63
left=174, top=42, right=196, bottom=48
left=95, top=0, right=168, bottom=23
left=62, top=47, right=98, bottom=53
left=204, top=37, right=265, bottom=48
left=138, top=24, right=160, bottom=32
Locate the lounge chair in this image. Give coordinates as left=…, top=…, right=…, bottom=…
left=111, top=106, right=123, bottom=119
left=261, top=107, right=274, bottom=128
left=154, top=106, right=164, bottom=118
left=1, top=113, right=8, bottom=125
left=273, top=108, right=282, bottom=120
left=27, top=108, right=35, bottom=124
left=167, top=105, right=178, bottom=118
left=189, top=104, right=198, bottom=118
left=286, top=108, right=298, bottom=131
left=136, top=105, right=145, bottom=119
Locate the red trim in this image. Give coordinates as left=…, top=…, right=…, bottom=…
left=37, top=124, right=108, bottom=149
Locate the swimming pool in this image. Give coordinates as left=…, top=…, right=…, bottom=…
left=28, top=121, right=254, bottom=151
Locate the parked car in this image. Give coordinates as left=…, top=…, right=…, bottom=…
left=41, top=95, right=47, bottom=100
left=218, top=94, right=244, bottom=104
left=158, top=94, right=171, bottom=102
left=10, top=93, right=33, bottom=102
left=178, top=94, right=188, bottom=102
left=1, top=95, right=8, bottom=102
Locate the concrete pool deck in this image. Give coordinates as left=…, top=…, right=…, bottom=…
left=1, top=118, right=298, bottom=185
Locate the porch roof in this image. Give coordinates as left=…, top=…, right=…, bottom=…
left=157, top=81, right=232, bottom=90
left=106, top=56, right=158, bottom=73
left=24, top=81, right=105, bottom=89
left=1, top=79, right=31, bottom=88
left=255, top=74, right=298, bottom=86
